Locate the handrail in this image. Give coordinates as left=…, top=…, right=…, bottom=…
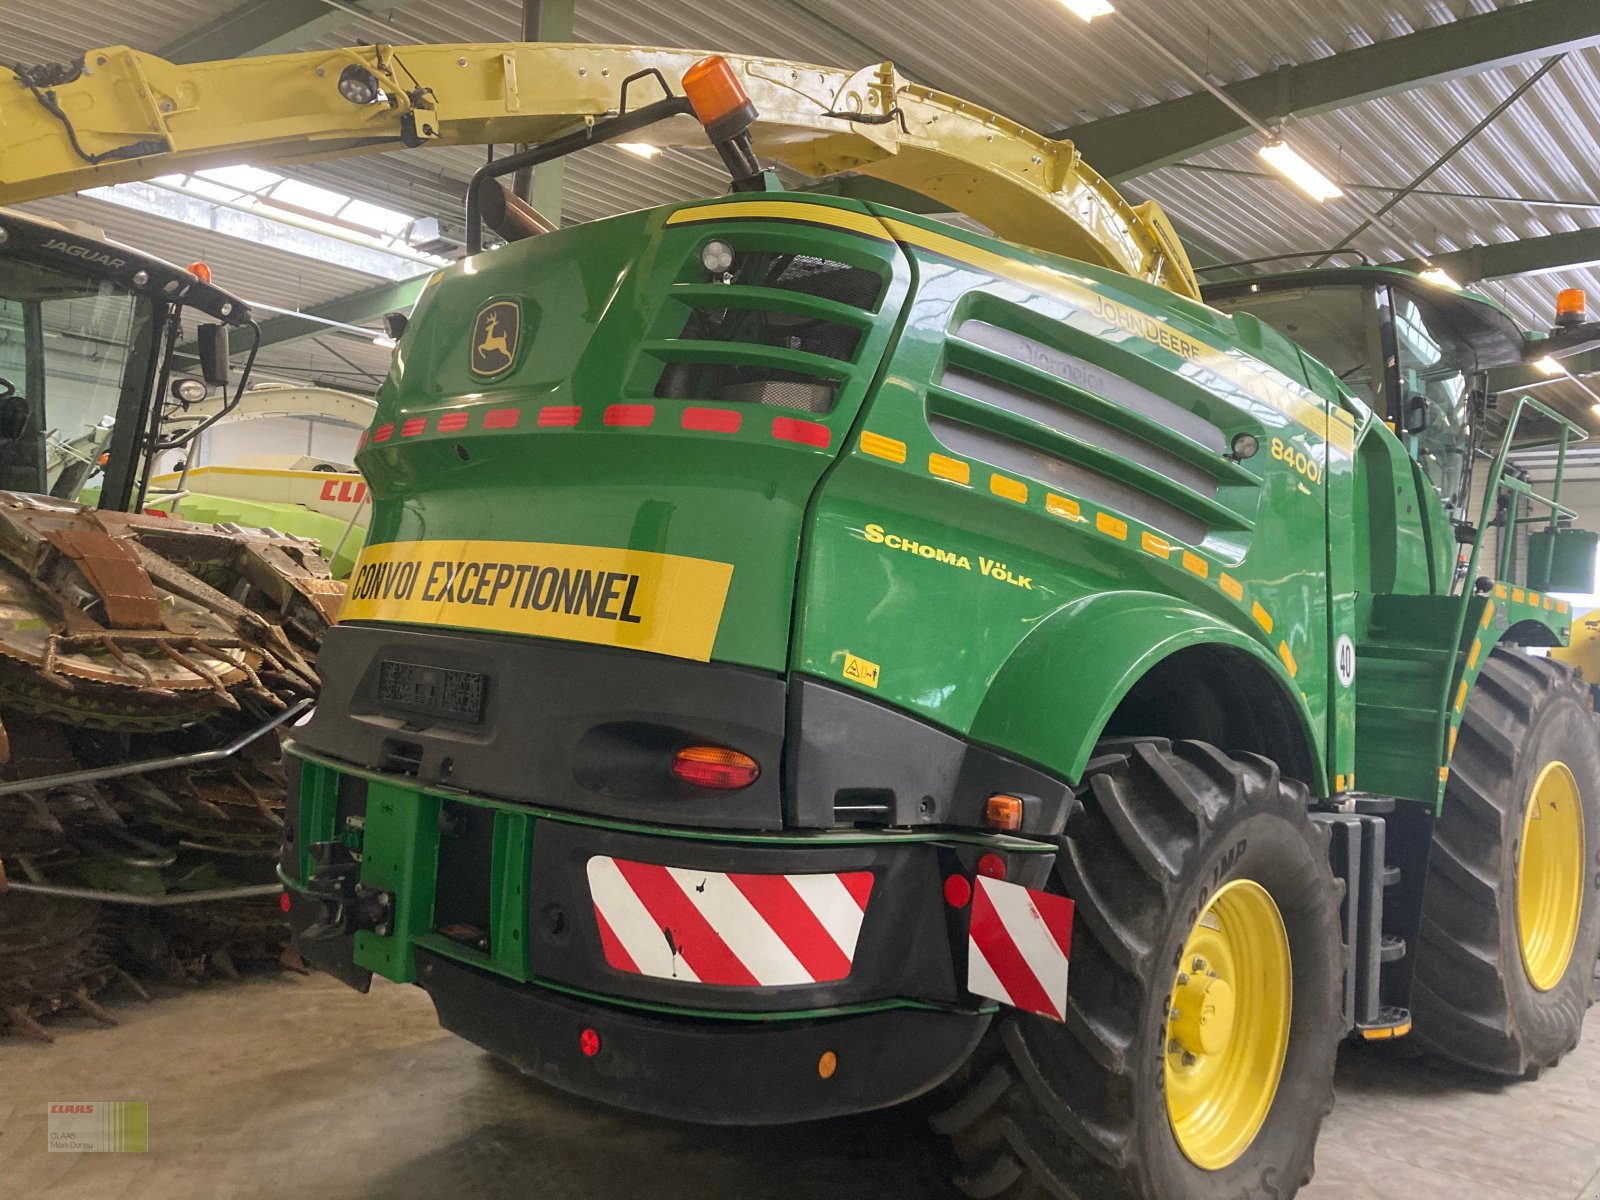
left=1429, top=393, right=1588, bottom=796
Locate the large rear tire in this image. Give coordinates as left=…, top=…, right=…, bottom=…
left=1412, top=649, right=1600, bottom=1075
left=931, top=739, right=1343, bottom=1200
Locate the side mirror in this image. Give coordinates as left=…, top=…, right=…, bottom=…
left=197, top=324, right=231, bottom=387
left=1528, top=527, right=1599, bottom=594
left=1404, top=394, right=1429, bottom=435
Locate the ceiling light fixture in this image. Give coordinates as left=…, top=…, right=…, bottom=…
left=616, top=143, right=663, bottom=159
left=1534, top=355, right=1565, bottom=377
left=372, top=335, right=398, bottom=349
left=1258, top=140, right=1343, bottom=202
left=1059, top=0, right=1115, bottom=19
left=1417, top=267, right=1462, bottom=290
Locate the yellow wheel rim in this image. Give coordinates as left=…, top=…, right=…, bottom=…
left=1516, top=761, right=1586, bottom=992
left=1164, top=879, right=1292, bottom=1170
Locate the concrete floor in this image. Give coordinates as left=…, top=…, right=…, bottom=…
left=3, top=974, right=1598, bottom=1200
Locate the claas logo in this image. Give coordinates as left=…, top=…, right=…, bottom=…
left=470, top=299, right=520, bottom=377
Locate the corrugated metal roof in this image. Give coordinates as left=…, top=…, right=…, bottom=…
left=0, top=0, right=222, bottom=66
left=6, top=0, right=1599, bottom=414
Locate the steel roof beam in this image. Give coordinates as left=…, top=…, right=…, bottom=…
left=1493, top=349, right=1600, bottom=393
left=161, top=0, right=425, bottom=63
left=1053, top=0, right=1600, bottom=182
left=1393, top=227, right=1600, bottom=283
left=250, top=274, right=432, bottom=352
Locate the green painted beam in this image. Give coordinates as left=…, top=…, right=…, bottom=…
left=251, top=274, right=432, bottom=351
left=1392, top=227, right=1600, bottom=283
left=525, top=0, right=575, bottom=224
left=161, top=0, right=424, bottom=63
left=1053, top=0, right=1600, bottom=181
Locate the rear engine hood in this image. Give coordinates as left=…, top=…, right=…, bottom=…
left=345, top=196, right=911, bottom=672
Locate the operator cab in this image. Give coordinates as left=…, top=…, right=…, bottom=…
left=1205, top=267, right=1527, bottom=521
left=0, top=208, right=253, bottom=510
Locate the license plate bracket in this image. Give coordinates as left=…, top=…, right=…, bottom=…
left=375, top=659, right=487, bottom=724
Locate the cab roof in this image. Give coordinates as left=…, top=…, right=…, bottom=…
left=0, top=206, right=251, bottom=325
left=1203, top=265, right=1528, bottom=370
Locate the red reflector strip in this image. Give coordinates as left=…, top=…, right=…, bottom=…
left=587, top=856, right=873, bottom=986
left=604, top=404, right=655, bottom=427
left=373, top=423, right=394, bottom=443
left=967, top=876, right=1074, bottom=1022
left=483, top=408, right=520, bottom=429
left=681, top=407, right=741, bottom=433
left=357, top=432, right=369, bottom=449
left=539, top=405, right=582, bottom=427
left=401, top=417, right=427, bottom=438
left=771, top=416, right=829, bottom=448
left=437, top=412, right=470, bottom=433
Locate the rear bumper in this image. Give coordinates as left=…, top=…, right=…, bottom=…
left=415, top=947, right=990, bottom=1124
left=293, top=622, right=1076, bottom=835
left=281, top=750, right=1061, bottom=1123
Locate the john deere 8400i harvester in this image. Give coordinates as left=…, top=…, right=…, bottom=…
left=9, top=38, right=1594, bottom=1198
left=258, top=52, right=1596, bottom=1200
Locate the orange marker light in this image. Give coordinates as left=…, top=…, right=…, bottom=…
left=1556, top=288, right=1587, bottom=326
left=187, top=261, right=213, bottom=284
left=683, top=56, right=757, bottom=137
left=672, top=744, right=760, bottom=790
left=985, top=793, right=1024, bottom=831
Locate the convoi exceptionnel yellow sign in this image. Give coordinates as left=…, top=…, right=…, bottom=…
left=340, top=540, right=734, bottom=662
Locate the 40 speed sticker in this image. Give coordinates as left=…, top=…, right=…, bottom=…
left=341, top=540, right=734, bottom=662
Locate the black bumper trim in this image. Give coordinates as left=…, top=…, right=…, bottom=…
left=416, top=947, right=990, bottom=1125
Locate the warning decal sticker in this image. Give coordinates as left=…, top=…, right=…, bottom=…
left=340, top=539, right=734, bottom=662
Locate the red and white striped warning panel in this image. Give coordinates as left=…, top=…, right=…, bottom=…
left=586, top=856, right=874, bottom=986
left=966, top=875, right=1075, bottom=1022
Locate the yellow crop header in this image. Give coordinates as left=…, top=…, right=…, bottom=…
left=0, top=42, right=1198, bottom=299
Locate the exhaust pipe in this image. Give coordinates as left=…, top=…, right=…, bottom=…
left=477, top=180, right=558, bottom=244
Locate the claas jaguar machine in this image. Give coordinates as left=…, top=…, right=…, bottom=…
left=0, top=207, right=340, bottom=1034
left=11, top=41, right=1597, bottom=1198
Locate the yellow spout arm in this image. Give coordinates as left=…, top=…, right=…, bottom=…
left=0, top=43, right=1198, bottom=299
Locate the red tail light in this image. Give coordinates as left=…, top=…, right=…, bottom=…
left=672, top=744, right=760, bottom=790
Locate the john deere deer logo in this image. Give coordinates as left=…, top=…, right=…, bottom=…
left=470, top=300, right=520, bottom=377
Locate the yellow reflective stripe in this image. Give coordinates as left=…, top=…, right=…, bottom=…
left=1220, top=573, right=1244, bottom=601
left=1141, top=531, right=1172, bottom=557
left=860, top=431, right=906, bottom=462
left=1181, top=550, right=1209, bottom=579
left=1278, top=641, right=1297, bottom=677
left=1469, top=639, right=1481, bottom=669
left=664, top=200, right=889, bottom=240
left=1046, top=493, right=1083, bottom=521
left=1251, top=601, right=1273, bottom=634
left=990, top=474, right=1028, bottom=503
left=1096, top=512, right=1128, bottom=540
left=928, top=452, right=970, bottom=484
